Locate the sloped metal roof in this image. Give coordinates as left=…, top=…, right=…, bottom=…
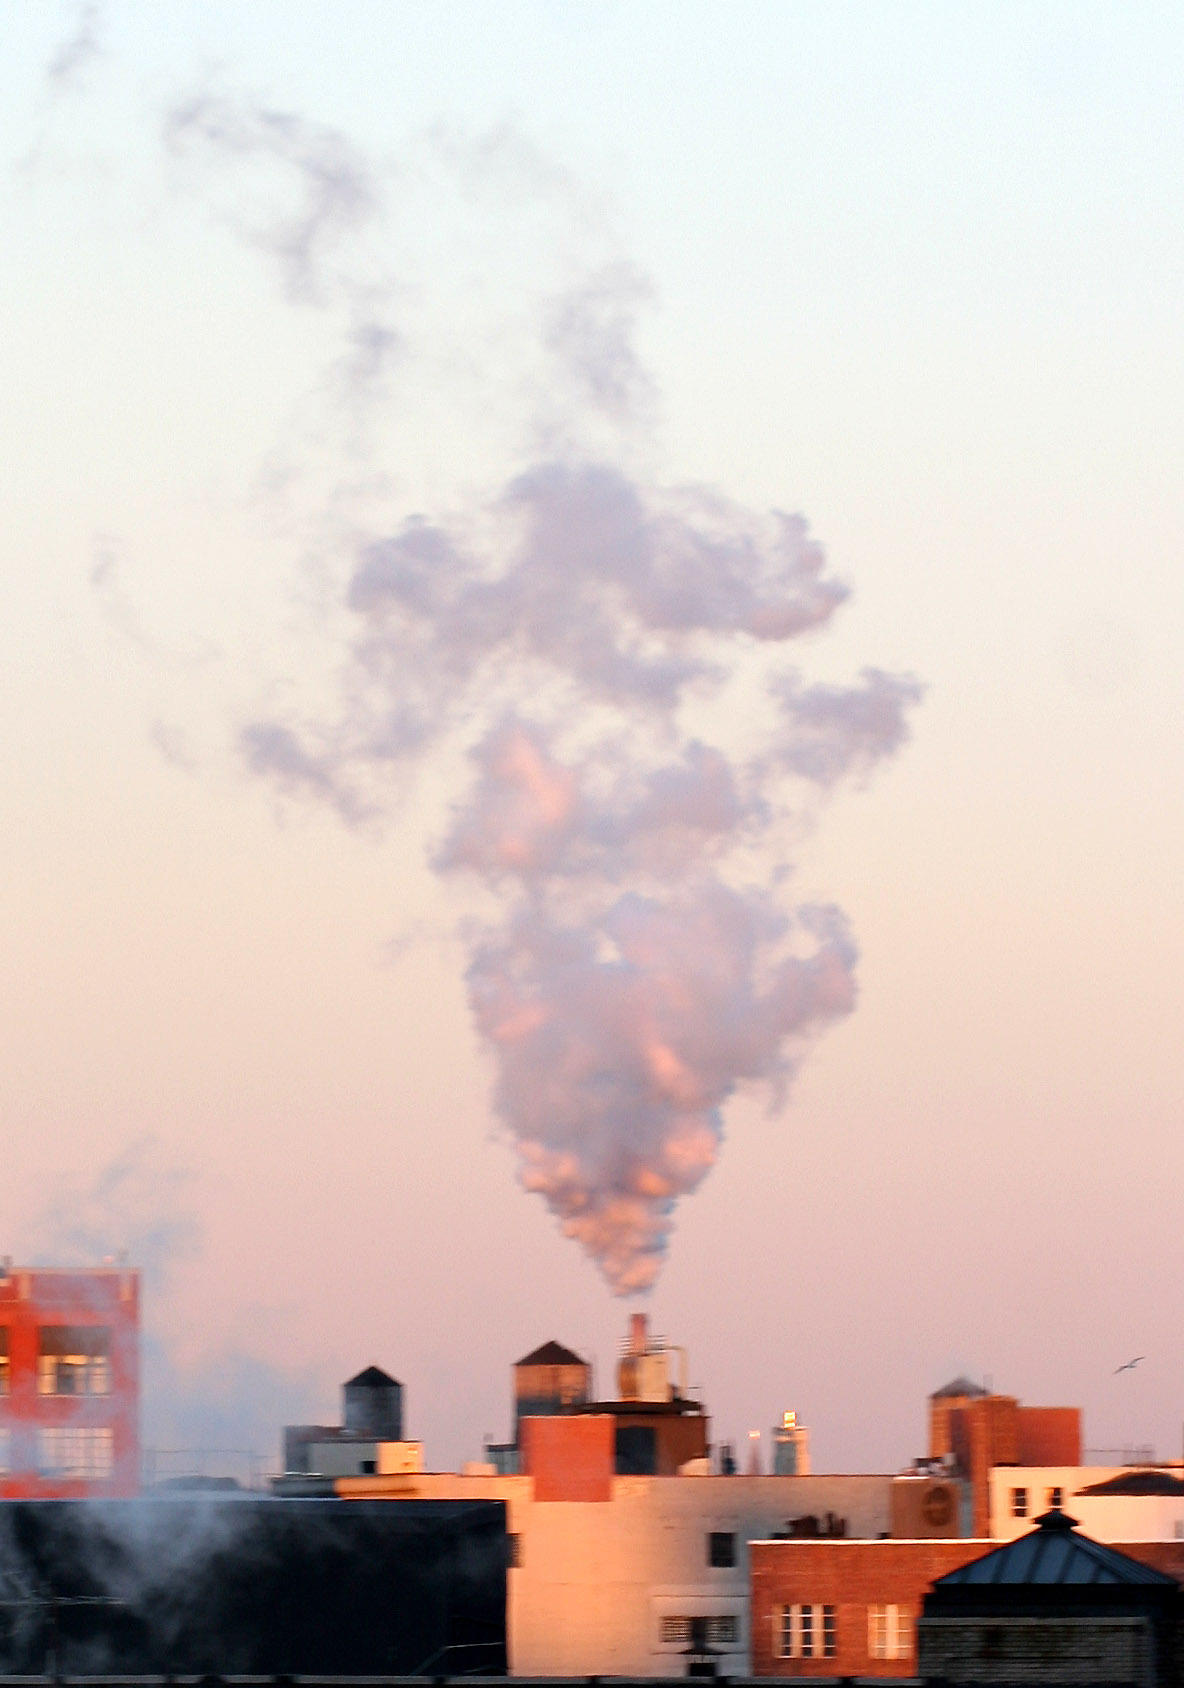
left=516, top=1339, right=587, bottom=1367
left=931, top=1375, right=990, bottom=1399
left=934, top=1510, right=1176, bottom=1587
left=1077, top=1468, right=1184, bottom=1497
left=345, top=1364, right=401, bottom=1388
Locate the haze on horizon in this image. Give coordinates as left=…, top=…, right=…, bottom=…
left=3, top=0, right=1183, bottom=1475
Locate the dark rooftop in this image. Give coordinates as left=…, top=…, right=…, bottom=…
left=1077, top=1469, right=1184, bottom=1497
left=345, top=1365, right=401, bottom=1389
left=516, top=1340, right=587, bottom=1368
left=934, top=1510, right=1176, bottom=1587
left=931, top=1375, right=990, bottom=1400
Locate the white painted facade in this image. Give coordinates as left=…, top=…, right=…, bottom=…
left=339, top=1469, right=893, bottom=1676
left=299, top=1438, right=423, bottom=1478
left=988, top=1467, right=1184, bottom=1541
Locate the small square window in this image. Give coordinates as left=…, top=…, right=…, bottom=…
left=707, top=1530, right=735, bottom=1568
left=1010, top=1486, right=1028, bottom=1518
left=1046, top=1485, right=1064, bottom=1509
left=507, top=1533, right=521, bottom=1569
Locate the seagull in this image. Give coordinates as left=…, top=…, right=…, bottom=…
left=1114, top=1356, right=1145, bottom=1374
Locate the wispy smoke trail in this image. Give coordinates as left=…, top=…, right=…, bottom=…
left=160, top=89, right=922, bottom=1295
left=26, top=1137, right=200, bottom=1289
left=23, top=1142, right=313, bottom=1470
left=46, top=2, right=103, bottom=92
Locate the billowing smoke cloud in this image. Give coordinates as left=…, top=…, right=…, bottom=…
left=157, top=88, right=922, bottom=1295
left=243, top=460, right=921, bottom=1294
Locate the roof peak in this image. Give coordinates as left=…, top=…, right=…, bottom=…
left=934, top=1510, right=1175, bottom=1587
left=344, top=1365, right=400, bottom=1389
left=931, top=1375, right=990, bottom=1399
left=516, top=1339, right=587, bottom=1368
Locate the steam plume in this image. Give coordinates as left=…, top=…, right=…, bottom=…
left=159, top=90, right=922, bottom=1294
left=245, top=463, right=919, bottom=1293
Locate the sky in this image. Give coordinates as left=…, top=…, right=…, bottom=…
left=3, top=0, right=1184, bottom=1476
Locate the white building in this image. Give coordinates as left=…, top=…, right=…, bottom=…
left=989, top=1466, right=1184, bottom=1541
left=333, top=1466, right=895, bottom=1675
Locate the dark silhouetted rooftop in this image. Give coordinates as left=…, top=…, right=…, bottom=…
left=935, top=1509, right=1176, bottom=1587
left=516, top=1340, right=586, bottom=1367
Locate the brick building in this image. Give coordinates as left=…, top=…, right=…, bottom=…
left=751, top=1536, right=995, bottom=1676
left=929, top=1377, right=1081, bottom=1536
left=0, top=1264, right=139, bottom=1496
left=920, top=1509, right=1182, bottom=1687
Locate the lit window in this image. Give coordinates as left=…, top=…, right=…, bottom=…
left=1010, top=1486, right=1028, bottom=1518
left=0, top=1428, right=10, bottom=1474
left=1046, top=1486, right=1064, bottom=1509
left=0, top=1328, right=9, bottom=1397
left=868, top=1604, right=910, bottom=1660
left=36, top=1327, right=111, bottom=1396
left=708, top=1530, right=736, bottom=1568
left=779, top=1604, right=835, bottom=1659
left=38, top=1427, right=114, bottom=1480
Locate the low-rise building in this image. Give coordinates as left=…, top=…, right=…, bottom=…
left=329, top=1459, right=897, bottom=1676
left=0, top=1263, right=139, bottom=1497
left=990, top=1465, right=1184, bottom=1542
left=751, top=1535, right=994, bottom=1677
left=920, top=1508, right=1182, bottom=1688
left=283, top=1364, right=418, bottom=1477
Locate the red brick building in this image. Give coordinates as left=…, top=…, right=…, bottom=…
left=929, top=1378, right=1081, bottom=1536
left=751, top=1537, right=996, bottom=1677
left=750, top=1529, right=1184, bottom=1679
left=0, top=1265, right=139, bottom=1497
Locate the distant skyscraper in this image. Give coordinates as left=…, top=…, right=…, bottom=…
left=771, top=1409, right=811, bottom=1475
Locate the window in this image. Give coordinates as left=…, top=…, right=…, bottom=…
left=38, top=1427, right=114, bottom=1480
left=614, top=1424, right=656, bottom=1474
left=1010, top=1485, right=1028, bottom=1518
left=868, top=1605, right=910, bottom=1661
left=779, top=1604, right=836, bottom=1659
left=36, top=1327, right=111, bottom=1396
left=1046, top=1485, right=1064, bottom=1509
left=507, top=1533, right=521, bottom=1568
left=660, top=1616, right=738, bottom=1647
left=0, top=1428, right=10, bottom=1474
left=708, top=1530, right=736, bottom=1568
left=0, top=1327, right=8, bottom=1396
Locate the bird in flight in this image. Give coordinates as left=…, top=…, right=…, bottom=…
left=1114, top=1357, right=1145, bottom=1374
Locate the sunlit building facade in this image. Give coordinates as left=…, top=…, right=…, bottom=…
left=0, top=1264, right=139, bottom=1497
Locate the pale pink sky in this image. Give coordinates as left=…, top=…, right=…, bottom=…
left=3, top=2, right=1183, bottom=1473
